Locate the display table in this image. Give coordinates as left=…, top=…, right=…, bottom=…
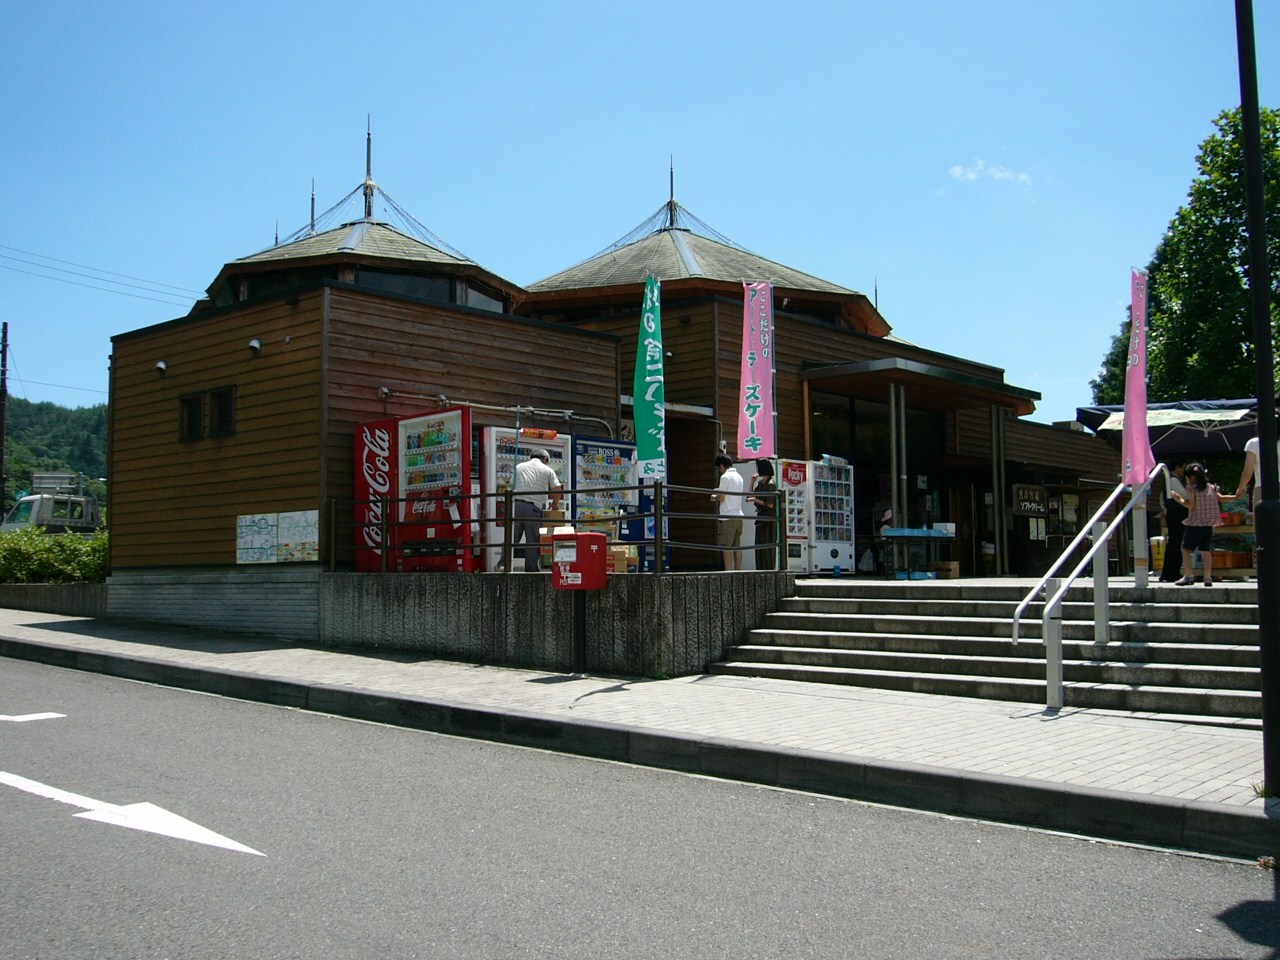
left=880, top=528, right=956, bottom=579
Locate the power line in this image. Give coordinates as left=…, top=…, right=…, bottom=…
left=10, top=379, right=107, bottom=395
left=0, top=244, right=203, bottom=296
left=0, top=263, right=191, bottom=307
left=0, top=252, right=199, bottom=301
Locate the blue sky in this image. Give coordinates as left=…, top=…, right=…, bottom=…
left=1, top=1, right=1276, bottom=426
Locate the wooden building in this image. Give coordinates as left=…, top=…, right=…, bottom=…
left=108, top=179, right=1118, bottom=583
left=518, top=201, right=1120, bottom=575
left=109, top=207, right=621, bottom=573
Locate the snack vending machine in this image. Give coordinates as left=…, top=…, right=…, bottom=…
left=353, top=406, right=474, bottom=572
left=480, top=427, right=573, bottom=570
left=778, top=459, right=814, bottom=572
left=771, top=458, right=856, bottom=573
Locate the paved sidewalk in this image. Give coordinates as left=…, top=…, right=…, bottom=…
left=0, top=605, right=1275, bottom=858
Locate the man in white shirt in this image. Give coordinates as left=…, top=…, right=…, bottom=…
left=710, top=454, right=745, bottom=570
left=512, top=448, right=562, bottom=571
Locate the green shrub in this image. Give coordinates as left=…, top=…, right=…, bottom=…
left=0, top=527, right=109, bottom=583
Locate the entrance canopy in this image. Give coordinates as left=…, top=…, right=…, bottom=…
left=1076, top=399, right=1258, bottom=456
left=801, top=358, right=1040, bottom=416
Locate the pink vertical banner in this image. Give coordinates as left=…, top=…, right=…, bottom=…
left=1122, top=270, right=1156, bottom=485
left=737, top=282, right=776, bottom=458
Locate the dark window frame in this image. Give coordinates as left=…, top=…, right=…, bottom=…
left=178, top=393, right=205, bottom=442
left=209, top=385, right=237, bottom=438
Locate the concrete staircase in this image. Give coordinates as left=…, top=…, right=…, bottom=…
left=712, top=580, right=1262, bottom=722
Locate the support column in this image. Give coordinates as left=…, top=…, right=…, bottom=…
left=990, top=405, right=1009, bottom=576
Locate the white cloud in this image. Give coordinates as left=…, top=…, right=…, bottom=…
left=949, top=158, right=1032, bottom=185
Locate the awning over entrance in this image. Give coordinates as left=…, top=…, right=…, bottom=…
left=800, top=358, right=1040, bottom=416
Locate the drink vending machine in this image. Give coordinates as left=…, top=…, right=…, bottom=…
left=354, top=406, right=475, bottom=572
left=480, top=426, right=573, bottom=570
left=572, top=436, right=640, bottom=539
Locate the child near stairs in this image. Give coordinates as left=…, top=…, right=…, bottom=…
left=1173, top=463, right=1241, bottom=587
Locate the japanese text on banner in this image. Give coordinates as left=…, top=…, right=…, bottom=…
left=737, top=281, right=776, bottom=458
left=1122, top=270, right=1155, bottom=485
left=633, top=276, right=666, bottom=479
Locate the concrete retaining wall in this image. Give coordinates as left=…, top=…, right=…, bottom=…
left=107, top=567, right=321, bottom=641
left=319, top=571, right=797, bottom=677
left=0, top=583, right=107, bottom=618
left=0, top=568, right=794, bottom=678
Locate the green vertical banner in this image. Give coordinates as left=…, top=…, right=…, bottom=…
left=633, top=275, right=666, bottom=479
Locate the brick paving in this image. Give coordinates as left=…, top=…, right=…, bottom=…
left=0, top=605, right=1268, bottom=812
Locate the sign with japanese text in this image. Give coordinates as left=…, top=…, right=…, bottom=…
left=632, top=276, right=666, bottom=479
left=737, top=281, right=776, bottom=458
left=1122, top=269, right=1156, bottom=485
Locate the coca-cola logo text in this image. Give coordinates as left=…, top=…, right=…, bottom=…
left=359, top=426, right=392, bottom=552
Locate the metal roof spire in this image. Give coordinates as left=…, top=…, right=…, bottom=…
left=310, top=179, right=316, bottom=236
left=363, top=117, right=374, bottom=221
left=666, top=155, right=677, bottom=229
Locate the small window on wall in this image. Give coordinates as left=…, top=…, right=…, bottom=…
left=209, top=386, right=236, bottom=437
left=463, top=283, right=505, bottom=313
left=179, top=394, right=204, bottom=441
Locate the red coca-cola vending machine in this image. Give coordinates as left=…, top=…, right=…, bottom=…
left=354, top=406, right=475, bottom=572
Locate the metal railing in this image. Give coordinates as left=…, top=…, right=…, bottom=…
left=330, top=480, right=786, bottom=574
left=1011, top=462, right=1168, bottom=708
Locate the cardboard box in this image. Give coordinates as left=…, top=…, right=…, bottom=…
left=609, top=545, right=630, bottom=574
left=930, top=561, right=960, bottom=579
left=543, top=510, right=566, bottom=521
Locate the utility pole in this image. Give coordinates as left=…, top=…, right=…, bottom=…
left=1234, top=0, right=1279, bottom=796
left=0, top=322, right=8, bottom=512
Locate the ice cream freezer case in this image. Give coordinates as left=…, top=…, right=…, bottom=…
left=353, top=405, right=475, bottom=572
left=480, top=426, right=573, bottom=570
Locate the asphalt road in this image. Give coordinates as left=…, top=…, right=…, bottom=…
left=1, top=657, right=1276, bottom=960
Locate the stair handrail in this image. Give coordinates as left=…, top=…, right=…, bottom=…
left=1011, top=462, right=1168, bottom=646
left=1012, top=462, right=1167, bottom=709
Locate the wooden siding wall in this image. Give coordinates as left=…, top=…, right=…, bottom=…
left=324, top=289, right=621, bottom=562
left=578, top=301, right=717, bottom=408
left=953, top=410, right=1121, bottom=481
left=110, top=292, right=326, bottom=567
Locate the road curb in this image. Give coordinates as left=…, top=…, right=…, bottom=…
left=3, top=634, right=1276, bottom=860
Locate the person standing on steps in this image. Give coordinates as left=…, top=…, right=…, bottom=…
left=1173, top=463, right=1239, bottom=587
left=1159, top=459, right=1189, bottom=583
left=1236, top=404, right=1280, bottom=510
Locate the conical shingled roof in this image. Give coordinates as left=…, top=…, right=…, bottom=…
left=235, top=220, right=476, bottom=269
left=528, top=209, right=856, bottom=296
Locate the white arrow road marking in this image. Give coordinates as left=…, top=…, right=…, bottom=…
left=0, top=713, right=66, bottom=722
left=0, top=771, right=265, bottom=856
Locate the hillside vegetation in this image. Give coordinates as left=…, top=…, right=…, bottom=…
left=4, top=397, right=107, bottom=512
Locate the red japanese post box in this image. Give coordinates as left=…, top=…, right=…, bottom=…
left=551, top=532, right=608, bottom=590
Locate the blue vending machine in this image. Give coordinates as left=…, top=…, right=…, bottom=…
left=572, top=436, right=667, bottom=571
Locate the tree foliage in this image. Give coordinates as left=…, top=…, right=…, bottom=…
left=1092, top=107, right=1280, bottom=404
left=3, top=398, right=107, bottom=511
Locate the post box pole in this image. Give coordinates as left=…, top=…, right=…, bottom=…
left=573, top=591, right=587, bottom=674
